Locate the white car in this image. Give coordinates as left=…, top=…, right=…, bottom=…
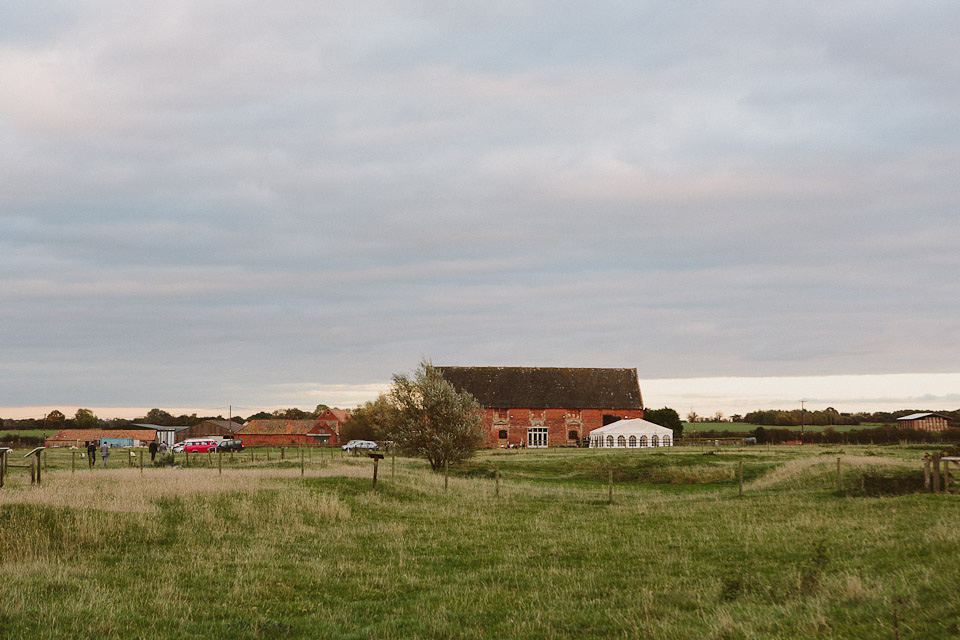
left=171, top=443, right=185, bottom=453
left=341, top=440, right=378, bottom=451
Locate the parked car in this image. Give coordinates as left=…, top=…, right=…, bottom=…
left=183, top=439, right=220, bottom=453
left=215, top=439, right=244, bottom=452
left=171, top=443, right=185, bottom=453
left=341, top=440, right=378, bottom=452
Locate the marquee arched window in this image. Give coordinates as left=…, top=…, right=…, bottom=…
left=606, top=435, right=614, bottom=448
left=628, top=435, right=637, bottom=447
left=639, top=435, right=648, bottom=447
left=651, top=435, right=659, bottom=447
left=662, top=435, right=671, bottom=446
left=617, top=435, right=626, bottom=448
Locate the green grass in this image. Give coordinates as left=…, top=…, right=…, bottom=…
left=1, top=445, right=958, bottom=638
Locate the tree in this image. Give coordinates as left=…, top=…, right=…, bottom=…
left=644, top=407, right=683, bottom=439
left=388, top=361, right=485, bottom=471
left=74, top=408, right=99, bottom=429
left=45, top=410, right=66, bottom=429
left=343, top=395, right=397, bottom=442
left=143, top=408, right=174, bottom=426
left=311, top=404, right=330, bottom=417
left=686, top=411, right=699, bottom=424
left=272, top=408, right=309, bottom=420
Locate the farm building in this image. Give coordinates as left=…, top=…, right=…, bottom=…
left=436, top=366, right=644, bottom=448
left=897, top=413, right=951, bottom=431
left=236, top=419, right=336, bottom=447
left=587, top=419, right=673, bottom=448
left=315, top=409, right=351, bottom=445
left=45, top=429, right=158, bottom=448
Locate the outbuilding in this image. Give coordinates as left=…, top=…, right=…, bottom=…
left=587, top=418, right=674, bottom=448
left=897, top=413, right=950, bottom=432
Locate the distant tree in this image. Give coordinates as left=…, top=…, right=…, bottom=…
left=272, top=408, right=309, bottom=420
left=388, top=361, right=485, bottom=472
left=713, top=411, right=724, bottom=422
left=730, top=414, right=743, bottom=423
left=645, top=407, right=683, bottom=439
left=246, top=411, right=273, bottom=421
left=142, top=408, right=175, bottom=426
left=343, top=395, right=398, bottom=442
left=686, top=411, right=699, bottom=424
left=74, top=408, right=99, bottom=429
left=45, top=410, right=66, bottom=429
left=311, top=404, right=330, bottom=417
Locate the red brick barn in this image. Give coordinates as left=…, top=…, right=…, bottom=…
left=236, top=419, right=335, bottom=447
left=314, top=409, right=351, bottom=445
left=436, top=367, right=644, bottom=448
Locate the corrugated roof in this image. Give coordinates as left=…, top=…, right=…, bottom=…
left=237, top=419, right=321, bottom=435
left=435, top=366, right=643, bottom=409
left=897, top=413, right=939, bottom=421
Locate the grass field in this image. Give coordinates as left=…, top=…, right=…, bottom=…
left=1, top=445, right=958, bottom=639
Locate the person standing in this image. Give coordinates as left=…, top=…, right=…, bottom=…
left=149, top=440, right=159, bottom=462
left=100, top=440, right=110, bottom=468
left=86, top=441, right=97, bottom=468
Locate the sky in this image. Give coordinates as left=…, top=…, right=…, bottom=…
left=2, top=1, right=959, bottom=421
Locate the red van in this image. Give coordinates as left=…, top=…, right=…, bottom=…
left=183, top=439, right=220, bottom=453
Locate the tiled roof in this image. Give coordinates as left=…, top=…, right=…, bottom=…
left=237, top=420, right=320, bottom=435
left=46, top=429, right=158, bottom=441
left=436, top=366, right=643, bottom=409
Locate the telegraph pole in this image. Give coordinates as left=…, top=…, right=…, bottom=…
left=800, top=400, right=805, bottom=444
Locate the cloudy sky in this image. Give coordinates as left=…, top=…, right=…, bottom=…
left=2, top=1, right=959, bottom=419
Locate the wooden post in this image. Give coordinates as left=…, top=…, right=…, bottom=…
left=924, top=457, right=931, bottom=491
left=72, top=451, right=76, bottom=474
left=0, top=451, right=5, bottom=488
left=372, top=456, right=380, bottom=489
left=945, top=460, right=951, bottom=494
left=218, top=451, right=222, bottom=475
left=185, top=450, right=190, bottom=467
left=300, top=449, right=304, bottom=476
left=43, top=450, right=47, bottom=472
left=391, top=449, right=395, bottom=477
left=837, top=457, right=842, bottom=492
left=608, top=469, right=614, bottom=505
left=139, top=451, right=144, bottom=475
left=495, top=468, right=500, bottom=498
left=738, top=460, right=743, bottom=498
left=933, top=454, right=941, bottom=493
left=281, top=447, right=285, bottom=461
left=267, top=449, right=271, bottom=462
left=444, top=460, right=449, bottom=493
left=30, top=457, right=36, bottom=485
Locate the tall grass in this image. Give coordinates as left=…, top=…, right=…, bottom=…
left=0, top=446, right=957, bottom=639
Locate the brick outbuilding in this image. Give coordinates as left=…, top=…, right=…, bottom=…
left=436, top=367, right=644, bottom=448
left=314, top=409, right=351, bottom=445
left=236, top=419, right=335, bottom=447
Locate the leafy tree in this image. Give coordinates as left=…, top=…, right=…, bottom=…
left=246, top=411, right=273, bottom=421
left=74, top=408, right=99, bottom=429
left=686, top=411, right=699, bottom=423
left=388, top=361, right=485, bottom=472
left=312, top=404, right=330, bottom=417
left=45, top=410, right=66, bottom=428
left=142, top=408, right=175, bottom=426
left=343, top=395, right=397, bottom=442
left=645, top=407, right=683, bottom=439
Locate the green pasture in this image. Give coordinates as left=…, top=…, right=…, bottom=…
left=1, top=445, right=958, bottom=639
left=683, top=422, right=878, bottom=434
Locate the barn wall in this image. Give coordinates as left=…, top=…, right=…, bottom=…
left=482, top=407, right=644, bottom=447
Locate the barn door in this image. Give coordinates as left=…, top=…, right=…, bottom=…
left=527, top=427, right=548, bottom=448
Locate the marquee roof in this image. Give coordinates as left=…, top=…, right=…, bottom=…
left=588, top=418, right=673, bottom=438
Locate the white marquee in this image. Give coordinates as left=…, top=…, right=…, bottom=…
left=588, top=418, right=674, bottom=448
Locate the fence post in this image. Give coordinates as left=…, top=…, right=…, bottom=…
left=372, top=456, right=380, bottom=489
left=495, top=468, right=500, bottom=498
left=444, top=460, right=449, bottom=493
left=924, top=456, right=931, bottom=491
left=738, top=460, right=743, bottom=498
left=218, top=451, right=222, bottom=476
left=608, top=469, right=614, bottom=505
left=72, top=451, right=76, bottom=474
left=300, top=449, right=304, bottom=476
left=945, top=460, right=952, bottom=495
left=30, top=457, right=36, bottom=485
left=43, top=450, right=47, bottom=472
left=281, top=447, right=285, bottom=461
left=933, top=454, right=941, bottom=493
left=140, top=451, right=144, bottom=475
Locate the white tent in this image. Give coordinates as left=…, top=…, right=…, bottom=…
left=588, top=418, right=674, bottom=448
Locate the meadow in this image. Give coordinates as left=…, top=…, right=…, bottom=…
left=0, top=444, right=957, bottom=639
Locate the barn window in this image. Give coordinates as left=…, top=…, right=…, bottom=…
left=639, top=435, right=648, bottom=447
left=617, top=435, right=626, bottom=447
left=628, top=435, right=636, bottom=447
left=662, top=435, right=671, bottom=446
left=568, top=430, right=579, bottom=441
left=498, top=430, right=508, bottom=439
left=651, top=435, right=659, bottom=447
left=606, top=435, right=614, bottom=447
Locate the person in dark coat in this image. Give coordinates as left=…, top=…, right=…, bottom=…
left=148, top=440, right=159, bottom=461
left=86, top=442, right=97, bottom=468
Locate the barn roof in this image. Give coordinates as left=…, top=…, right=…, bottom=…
left=897, top=413, right=947, bottom=421
left=46, top=429, right=158, bottom=442
left=237, top=419, right=320, bottom=435
left=435, top=366, right=643, bottom=409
